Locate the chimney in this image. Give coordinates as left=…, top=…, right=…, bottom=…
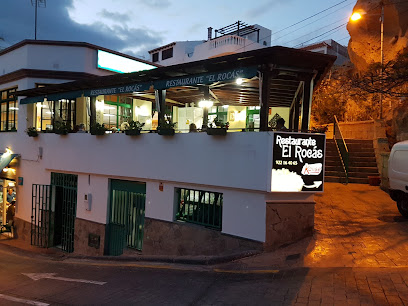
left=207, top=27, right=213, bottom=40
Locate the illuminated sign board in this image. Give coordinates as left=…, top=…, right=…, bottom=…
left=271, top=132, right=326, bottom=192
left=97, top=50, right=156, bottom=73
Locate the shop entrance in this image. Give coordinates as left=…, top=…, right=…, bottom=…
left=31, top=173, right=78, bottom=252
left=0, top=179, right=16, bottom=232
left=105, top=180, right=146, bottom=256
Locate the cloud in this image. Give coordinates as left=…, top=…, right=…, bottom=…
left=140, top=0, right=171, bottom=9
left=246, top=1, right=292, bottom=19
left=0, top=0, right=163, bottom=56
left=98, top=9, right=131, bottom=23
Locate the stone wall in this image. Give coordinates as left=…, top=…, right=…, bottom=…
left=324, top=120, right=375, bottom=140
left=141, top=218, right=263, bottom=256
left=13, top=217, right=31, bottom=243
left=264, top=202, right=315, bottom=251
left=74, top=218, right=105, bottom=256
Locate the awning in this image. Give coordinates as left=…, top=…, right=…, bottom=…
left=0, top=153, right=19, bottom=172
left=20, top=90, right=85, bottom=105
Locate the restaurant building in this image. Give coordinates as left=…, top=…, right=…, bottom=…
left=1, top=43, right=335, bottom=257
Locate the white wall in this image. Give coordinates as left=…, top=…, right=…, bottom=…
left=76, top=174, right=109, bottom=224
left=0, top=131, right=276, bottom=240
left=144, top=180, right=266, bottom=242
left=0, top=44, right=114, bottom=77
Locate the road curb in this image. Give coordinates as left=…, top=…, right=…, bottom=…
left=66, top=250, right=262, bottom=266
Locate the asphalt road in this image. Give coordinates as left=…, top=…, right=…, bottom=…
left=1, top=245, right=408, bottom=305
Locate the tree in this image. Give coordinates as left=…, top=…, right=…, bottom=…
left=312, top=66, right=376, bottom=125
left=351, top=50, right=408, bottom=98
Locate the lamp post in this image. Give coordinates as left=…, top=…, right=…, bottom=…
left=350, top=0, right=384, bottom=119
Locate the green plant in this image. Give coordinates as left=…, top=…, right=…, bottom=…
left=209, top=116, right=229, bottom=129
left=90, top=122, right=107, bottom=135
left=128, top=120, right=145, bottom=131
left=54, top=121, right=70, bottom=135
left=158, top=119, right=177, bottom=130
left=26, top=126, right=38, bottom=137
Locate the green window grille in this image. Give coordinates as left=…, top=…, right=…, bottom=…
left=51, top=173, right=78, bottom=189
left=176, top=188, right=223, bottom=230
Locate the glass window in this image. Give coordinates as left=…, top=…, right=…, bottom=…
left=152, top=53, right=159, bottom=62
left=0, top=88, right=18, bottom=131
left=35, top=99, right=76, bottom=131
left=162, top=48, right=173, bottom=60
left=102, top=96, right=132, bottom=130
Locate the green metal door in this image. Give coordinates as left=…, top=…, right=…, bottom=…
left=106, top=180, right=146, bottom=256
left=51, top=173, right=78, bottom=253
left=31, top=184, right=52, bottom=248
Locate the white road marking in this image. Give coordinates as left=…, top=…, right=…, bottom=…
left=0, top=294, right=49, bottom=306
left=22, top=273, right=106, bottom=285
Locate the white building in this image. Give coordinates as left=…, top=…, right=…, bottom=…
left=300, top=39, right=349, bottom=65
left=0, top=41, right=335, bottom=257
left=149, top=21, right=272, bottom=66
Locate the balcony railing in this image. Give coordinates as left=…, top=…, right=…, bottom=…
left=209, top=35, right=246, bottom=50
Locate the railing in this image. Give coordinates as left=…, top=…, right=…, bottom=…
left=209, top=35, right=246, bottom=49
left=176, top=188, right=223, bottom=230
left=333, top=115, right=349, bottom=183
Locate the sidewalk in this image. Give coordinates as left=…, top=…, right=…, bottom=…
left=217, top=182, right=408, bottom=271
left=1, top=182, right=406, bottom=271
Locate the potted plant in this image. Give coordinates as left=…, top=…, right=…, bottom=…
left=54, top=121, right=70, bottom=135
left=207, top=116, right=229, bottom=136
left=26, top=126, right=38, bottom=137
left=90, top=122, right=107, bottom=135
left=125, top=121, right=145, bottom=136
left=157, top=119, right=176, bottom=136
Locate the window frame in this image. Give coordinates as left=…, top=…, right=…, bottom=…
left=175, top=187, right=223, bottom=230
left=162, top=47, right=174, bottom=60
left=0, top=87, right=18, bottom=132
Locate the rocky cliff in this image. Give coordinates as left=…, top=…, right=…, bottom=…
left=347, top=0, right=408, bottom=71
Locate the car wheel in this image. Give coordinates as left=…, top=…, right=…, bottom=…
left=397, top=198, right=408, bottom=218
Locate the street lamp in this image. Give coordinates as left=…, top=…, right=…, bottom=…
left=350, top=2, right=385, bottom=119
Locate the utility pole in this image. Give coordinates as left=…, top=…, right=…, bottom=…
left=31, top=0, right=46, bottom=40
left=380, top=0, right=384, bottom=119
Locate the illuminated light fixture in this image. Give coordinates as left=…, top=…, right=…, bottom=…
left=9, top=107, right=19, bottom=110
left=3, top=168, right=8, bottom=172
left=97, top=50, right=157, bottom=74
left=198, top=100, right=214, bottom=108
left=223, top=105, right=229, bottom=109
left=350, top=12, right=362, bottom=21
left=95, top=100, right=104, bottom=111
left=103, top=114, right=115, bottom=117
left=236, top=78, right=244, bottom=85
left=8, top=181, right=15, bottom=187
left=145, top=119, right=152, bottom=124
left=46, top=111, right=54, bottom=114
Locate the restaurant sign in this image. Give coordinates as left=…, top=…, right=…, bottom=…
left=271, top=132, right=326, bottom=192
left=84, top=83, right=151, bottom=97
left=154, top=66, right=258, bottom=89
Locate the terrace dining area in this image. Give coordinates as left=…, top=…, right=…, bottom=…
left=16, top=46, right=336, bottom=136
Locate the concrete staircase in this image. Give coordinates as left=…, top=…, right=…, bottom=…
left=325, top=139, right=379, bottom=184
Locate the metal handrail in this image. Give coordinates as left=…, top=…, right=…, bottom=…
left=333, top=115, right=349, bottom=183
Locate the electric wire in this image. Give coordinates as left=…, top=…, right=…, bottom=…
left=229, top=0, right=353, bottom=53
left=270, top=2, right=354, bottom=43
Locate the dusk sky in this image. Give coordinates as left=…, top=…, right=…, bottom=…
left=0, top=0, right=354, bottom=59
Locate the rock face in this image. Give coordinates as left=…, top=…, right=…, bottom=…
left=347, top=0, right=408, bottom=71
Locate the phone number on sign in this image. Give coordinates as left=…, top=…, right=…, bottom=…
left=275, top=160, right=298, bottom=166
